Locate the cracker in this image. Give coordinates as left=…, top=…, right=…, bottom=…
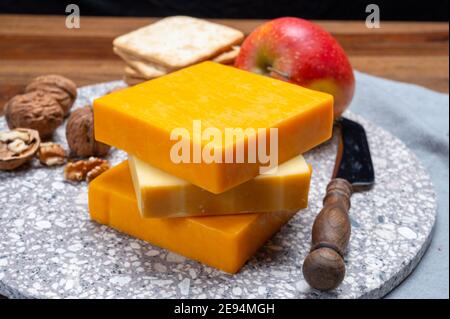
left=123, top=74, right=147, bottom=86
left=212, top=46, right=240, bottom=64
left=113, top=16, right=244, bottom=69
left=124, top=66, right=160, bottom=80
left=116, top=45, right=239, bottom=79
left=124, top=66, right=144, bottom=78
left=114, top=47, right=169, bottom=78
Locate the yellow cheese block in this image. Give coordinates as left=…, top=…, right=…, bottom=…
left=129, top=154, right=311, bottom=218
left=94, top=61, right=333, bottom=193
left=88, top=161, right=297, bottom=273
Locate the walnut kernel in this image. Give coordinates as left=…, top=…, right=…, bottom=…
left=64, top=157, right=109, bottom=182
left=38, top=142, right=66, bottom=166
left=0, top=130, right=30, bottom=143
left=7, top=139, right=28, bottom=154
left=86, top=162, right=110, bottom=183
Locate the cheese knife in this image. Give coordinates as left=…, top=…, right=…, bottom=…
left=302, top=117, right=375, bottom=291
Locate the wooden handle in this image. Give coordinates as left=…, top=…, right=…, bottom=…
left=302, top=178, right=352, bottom=291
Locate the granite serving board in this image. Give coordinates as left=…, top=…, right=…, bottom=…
left=0, top=81, right=437, bottom=299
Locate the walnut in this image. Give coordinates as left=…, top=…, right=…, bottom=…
left=86, top=161, right=110, bottom=183
left=25, top=75, right=77, bottom=116
left=64, top=157, right=109, bottom=182
left=38, top=142, right=66, bottom=166
left=0, top=130, right=30, bottom=143
left=0, top=128, right=40, bottom=170
left=64, top=161, right=86, bottom=182
left=5, top=90, right=64, bottom=139
left=8, top=139, right=29, bottom=153
left=66, top=106, right=110, bottom=157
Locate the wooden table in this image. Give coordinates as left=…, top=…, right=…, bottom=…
left=0, top=15, right=448, bottom=115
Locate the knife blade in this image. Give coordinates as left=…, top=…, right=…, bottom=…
left=333, top=117, right=375, bottom=188
left=302, top=117, right=375, bottom=291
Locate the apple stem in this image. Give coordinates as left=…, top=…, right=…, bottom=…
left=267, top=66, right=290, bottom=80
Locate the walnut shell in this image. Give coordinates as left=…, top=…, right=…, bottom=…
left=5, top=90, right=64, bottom=139
left=66, top=106, right=110, bottom=157
left=0, top=128, right=40, bottom=170
left=25, top=75, right=77, bottom=116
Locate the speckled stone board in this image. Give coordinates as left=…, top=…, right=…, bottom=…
left=0, top=81, right=436, bottom=299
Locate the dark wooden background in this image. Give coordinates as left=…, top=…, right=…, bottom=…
left=0, top=15, right=448, bottom=116
left=1, top=0, right=449, bottom=21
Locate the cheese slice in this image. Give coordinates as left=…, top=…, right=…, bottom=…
left=88, top=161, right=297, bottom=273
left=129, top=154, right=311, bottom=218
left=94, top=62, right=333, bottom=193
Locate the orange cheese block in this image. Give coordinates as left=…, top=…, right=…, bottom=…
left=94, top=61, right=333, bottom=193
left=129, top=154, right=311, bottom=218
left=88, top=161, right=297, bottom=273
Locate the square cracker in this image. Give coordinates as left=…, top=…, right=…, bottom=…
left=116, top=45, right=240, bottom=79
left=113, top=16, right=244, bottom=69
left=124, top=66, right=160, bottom=81
left=123, top=77, right=145, bottom=86
left=124, top=66, right=146, bottom=78
left=212, top=46, right=240, bottom=64
left=114, top=47, right=168, bottom=78
left=123, top=73, right=147, bottom=86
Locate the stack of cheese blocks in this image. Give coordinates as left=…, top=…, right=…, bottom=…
left=113, top=16, right=243, bottom=86
left=89, top=19, right=334, bottom=274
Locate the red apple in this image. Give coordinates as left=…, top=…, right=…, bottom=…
left=235, top=17, right=355, bottom=119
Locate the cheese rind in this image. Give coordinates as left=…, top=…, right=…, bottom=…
left=94, top=62, right=333, bottom=193
left=88, top=161, right=296, bottom=273
left=129, top=154, right=311, bottom=218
